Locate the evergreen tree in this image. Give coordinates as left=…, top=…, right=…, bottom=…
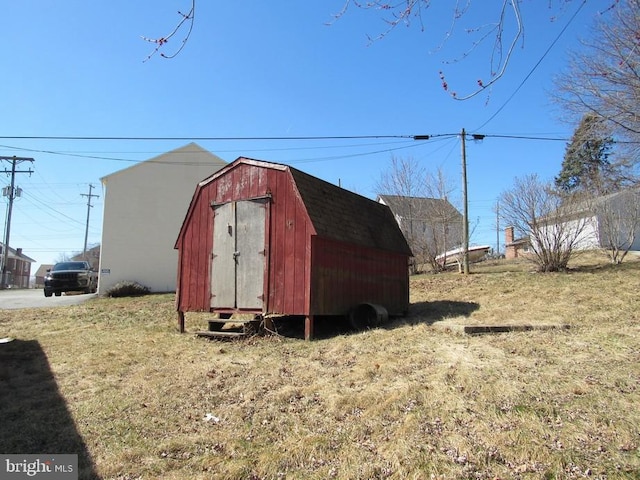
left=555, top=114, right=614, bottom=193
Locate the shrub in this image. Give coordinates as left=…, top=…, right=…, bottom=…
left=106, top=281, right=150, bottom=298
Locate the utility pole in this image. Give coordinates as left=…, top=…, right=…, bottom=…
left=1, top=156, right=34, bottom=289
left=460, top=129, right=470, bottom=275
left=496, top=200, right=500, bottom=255
left=81, top=184, right=99, bottom=261
left=414, top=130, right=472, bottom=274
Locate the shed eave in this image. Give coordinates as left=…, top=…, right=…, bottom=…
left=198, top=157, right=288, bottom=188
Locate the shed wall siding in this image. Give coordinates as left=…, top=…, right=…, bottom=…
left=310, top=236, right=409, bottom=316
left=267, top=169, right=312, bottom=315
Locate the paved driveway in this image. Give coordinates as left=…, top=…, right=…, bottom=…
left=0, top=289, right=97, bottom=310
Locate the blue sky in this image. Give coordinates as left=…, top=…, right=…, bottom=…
left=1, top=1, right=610, bottom=272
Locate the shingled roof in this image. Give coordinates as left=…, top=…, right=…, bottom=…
left=0, top=243, right=36, bottom=263
left=290, top=167, right=412, bottom=255
left=184, top=158, right=413, bottom=256
left=378, top=195, right=461, bottom=223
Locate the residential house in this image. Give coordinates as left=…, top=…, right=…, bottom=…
left=71, top=244, right=100, bottom=271
left=509, top=187, right=640, bottom=260
left=34, top=264, right=54, bottom=288
left=504, top=226, right=531, bottom=259
left=98, top=143, right=227, bottom=294
left=0, top=243, right=35, bottom=288
left=554, top=187, right=640, bottom=252
left=377, top=195, right=463, bottom=265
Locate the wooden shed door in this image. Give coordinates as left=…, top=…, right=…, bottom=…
left=211, top=199, right=267, bottom=310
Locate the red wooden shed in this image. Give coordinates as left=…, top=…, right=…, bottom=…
left=175, top=158, right=412, bottom=340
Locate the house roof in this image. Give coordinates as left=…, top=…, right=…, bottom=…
left=71, top=245, right=100, bottom=261
left=377, top=195, right=462, bottom=222
left=506, top=237, right=530, bottom=247
left=547, top=186, right=640, bottom=221
left=179, top=158, right=412, bottom=256
left=0, top=243, right=36, bottom=263
left=100, top=142, right=226, bottom=183
left=34, top=264, right=54, bottom=277
left=587, top=186, right=640, bottom=210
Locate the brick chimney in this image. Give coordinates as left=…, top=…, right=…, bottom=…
left=505, top=226, right=515, bottom=245
left=16, top=248, right=22, bottom=256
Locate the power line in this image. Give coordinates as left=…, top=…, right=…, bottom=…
left=0, top=139, right=423, bottom=165
left=0, top=132, right=577, bottom=166
left=0, top=134, right=417, bottom=141
left=20, top=190, right=87, bottom=227
left=481, top=134, right=569, bottom=141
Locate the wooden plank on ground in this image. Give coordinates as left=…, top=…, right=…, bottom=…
left=463, top=324, right=570, bottom=335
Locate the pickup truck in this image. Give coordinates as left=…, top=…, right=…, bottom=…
left=44, top=261, right=98, bottom=297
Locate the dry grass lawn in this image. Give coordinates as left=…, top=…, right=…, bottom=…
left=1, top=253, right=639, bottom=479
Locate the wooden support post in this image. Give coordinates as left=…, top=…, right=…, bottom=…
left=263, top=316, right=275, bottom=333
left=304, top=316, right=314, bottom=341
left=178, top=311, right=185, bottom=333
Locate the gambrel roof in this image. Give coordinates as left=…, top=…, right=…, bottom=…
left=178, top=157, right=412, bottom=256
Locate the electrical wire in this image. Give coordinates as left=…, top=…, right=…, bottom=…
left=0, top=132, right=578, bottom=168
left=0, top=134, right=417, bottom=141
left=20, top=190, right=88, bottom=228
left=0, top=136, right=461, bottom=166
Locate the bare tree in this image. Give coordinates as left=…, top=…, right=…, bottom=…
left=500, top=174, right=591, bottom=272
left=54, top=252, right=72, bottom=264
left=332, top=0, right=530, bottom=100
left=554, top=0, right=640, bottom=161
left=377, top=156, right=461, bottom=273
left=147, top=1, right=594, bottom=101
left=377, top=156, right=425, bottom=273
left=377, top=155, right=426, bottom=201
left=420, top=168, right=461, bottom=271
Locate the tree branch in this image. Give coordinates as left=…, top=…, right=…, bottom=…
left=142, top=1, right=196, bottom=62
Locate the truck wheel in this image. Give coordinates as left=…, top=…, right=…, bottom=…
left=44, top=291, right=52, bottom=297
left=54, top=292, right=62, bottom=297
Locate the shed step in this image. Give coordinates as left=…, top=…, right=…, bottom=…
left=208, top=318, right=261, bottom=333
left=208, top=318, right=256, bottom=324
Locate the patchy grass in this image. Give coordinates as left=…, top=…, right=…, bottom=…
left=1, top=255, right=639, bottom=479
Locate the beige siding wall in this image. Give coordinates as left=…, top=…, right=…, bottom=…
left=98, top=144, right=226, bottom=294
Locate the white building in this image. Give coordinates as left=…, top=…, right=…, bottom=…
left=564, top=187, right=640, bottom=252
left=535, top=187, right=640, bottom=258
left=98, top=143, right=226, bottom=294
